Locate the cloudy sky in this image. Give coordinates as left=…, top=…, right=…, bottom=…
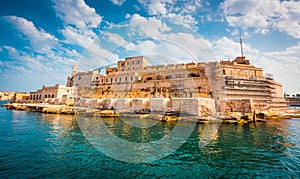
left=0, top=0, right=299, bottom=94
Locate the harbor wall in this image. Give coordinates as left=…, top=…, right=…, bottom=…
left=75, top=97, right=215, bottom=116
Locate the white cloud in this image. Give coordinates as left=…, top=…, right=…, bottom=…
left=2, top=16, right=58, bottom=54
left=2, top=46, right=18, bottom=56
left=110, top=0, right=126, bottom=6
left=106, top=15, right=214, bottom=65
left=61, top=26, right=95, bottom=48
left=53, top=0, right=102, bottom=29
left=274, top=1, right=300, bottom=39
left=125, top=13, right=131, bottom=19
left=128, top=14, right=171, bottom=37
left=103, top=32, right=127, bottom=46
left=137, top=0, right=199, bottom=29
left=220, top=0, right=300, bottom=38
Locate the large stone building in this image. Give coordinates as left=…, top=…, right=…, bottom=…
left=221, top=57, right=287, bottom=113
left=69, top=55, right=287, bottom=114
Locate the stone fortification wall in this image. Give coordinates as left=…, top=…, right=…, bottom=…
left=204, top=62, right=226, bottom=113
left=76, top=97, right=215, bottom=117
left=225, top=99, right=253, bottom=113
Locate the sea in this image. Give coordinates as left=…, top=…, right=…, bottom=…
left=1, top=100, right=300, bottom=178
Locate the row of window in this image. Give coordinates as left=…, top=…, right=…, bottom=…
left=30, top=94, right=55, bottom=100
left=95, top=76, right=135, bottom=84
left=126, top=60, right=140, bottom=66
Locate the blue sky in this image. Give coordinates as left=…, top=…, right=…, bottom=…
left=0, top=0, right=299, bottom=94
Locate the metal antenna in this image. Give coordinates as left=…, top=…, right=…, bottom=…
left=240, top=32, right=244, bottom=57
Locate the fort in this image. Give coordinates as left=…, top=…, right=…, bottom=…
left=68, top=56, right=287, bottom=118
left=9, top=55, right=293, bottom=120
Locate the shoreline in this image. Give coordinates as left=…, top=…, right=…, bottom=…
left=2, top=102, right=300, bottom=124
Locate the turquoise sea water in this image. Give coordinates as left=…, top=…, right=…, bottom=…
left=1, top=101, right=300, bottom=178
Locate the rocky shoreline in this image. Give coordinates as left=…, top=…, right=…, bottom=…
left=2, top=103, right=76, bottom=114
left=2, top=102, right=300, bottom=124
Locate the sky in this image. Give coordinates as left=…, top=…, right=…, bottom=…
left=0, top=0, right=299, bottom=94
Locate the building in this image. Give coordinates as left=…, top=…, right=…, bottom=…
left=69, top=55, right=287, bottom=114
left=66, top=64, right=77, bottom=87
left=0, top=91, right=29, bottom=102
left=29, top=84, right=78, bottom=105
left=221, top=57, right=287, bottom=113
left=285, top=95, right=300, bottom=106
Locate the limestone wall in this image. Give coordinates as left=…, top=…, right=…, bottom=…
left=76, top=97, right=215, bottom=117
left=225, top=98, right=253, bottom=113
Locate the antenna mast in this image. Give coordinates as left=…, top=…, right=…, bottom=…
left=240, top=32, right=244, bottom=57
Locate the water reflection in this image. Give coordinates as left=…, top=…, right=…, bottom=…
left=2, top=106, right=300, bottom=177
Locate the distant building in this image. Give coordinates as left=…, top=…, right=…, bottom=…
left=0, top=91, right=29, bottom=102
left=66, top=64, right=77, bottom=87
left=29, top=84, right=78, bottom=105
left=285, top=95, right=300, bottom=106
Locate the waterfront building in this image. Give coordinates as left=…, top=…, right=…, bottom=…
left=285, top=95, right=300, bottom=106
left=69, top=55, right=287, bottom=114
left=29, top=84, right=78, bottom=105
left=221, top=57, right=287, bottom=113
left=0, top=91, right=29, bottom=102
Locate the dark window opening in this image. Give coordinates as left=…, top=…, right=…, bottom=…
left=146, top=77, right=152, bottom=81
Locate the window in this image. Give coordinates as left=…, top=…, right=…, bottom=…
left=78, top=77, right=81, bottom=80
left=115, top=78, right=117, bottom=82
left=96, top=77, right=99, bottom=80
left=106, top=79, right=108, bottom=83
left=131, top=76, right=133, bottom=81
left=119, top=77, right=121, bottom=82
left=132, top=61, right=134, bottom=65
left=110, top=78, right=112, bottom=82
left=52, top=94, right=54, bottom=98
left=125, top=77, right=127, bottom=81
left=137, top=60, right=140, bottom=64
